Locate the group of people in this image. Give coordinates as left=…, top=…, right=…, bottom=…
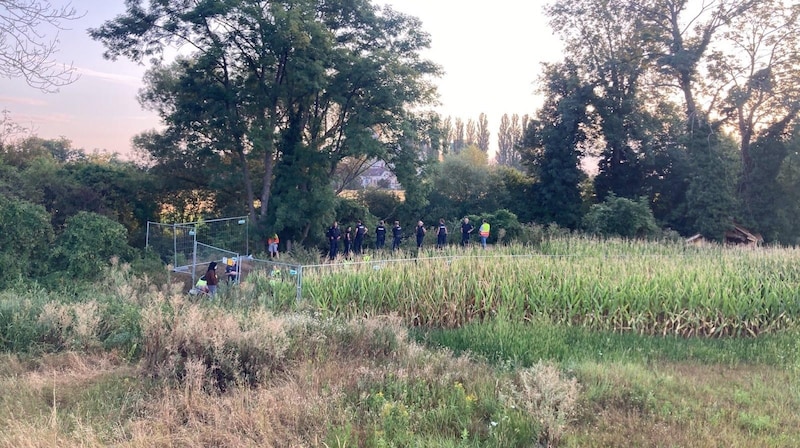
left=326, top=217, right=491, bottom=260
left=326, top=219, right=396, bottom=259
left=193, top=259, right=240, bottom=296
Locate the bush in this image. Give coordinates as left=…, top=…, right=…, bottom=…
left=583, top=195, right=659, bottom=238
left=358, top=188, right=402, bottom=222
left=49, top=211, right=135, bottom=281
left=465, top=209, right=523, bottom=245
left=0, top=196, right=54, bottom=285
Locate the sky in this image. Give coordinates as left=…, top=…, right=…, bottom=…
left=0, top=0, right=563, bottom=157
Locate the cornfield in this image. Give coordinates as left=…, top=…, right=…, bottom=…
left=259, top=238, right=800, bottom=337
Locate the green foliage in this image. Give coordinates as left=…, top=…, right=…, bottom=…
left=334, top=198, right=379, bottom=232
left=465, top=209, right=523, bottom=244
left=521, top=62, right=591, bottom=229
left=0, top=196, right=54, bottom=285
left=495, top=167, right=535, bottom=223
left=682, top=130, right=740, bottom=240
left=93, top=0, right=441, bottom=234
left=776, top=137, right=800, bottom=245
left=424, top=149, right=528, bottom=224
left=740, top=120, right=799, bottom=244
left=50, top=212, right=134, bottom=281
left=358, top=188, right=402, bottom=222
left=583, top=194, right=659, bottom=238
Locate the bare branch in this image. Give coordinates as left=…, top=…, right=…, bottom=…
left=0, top=0, right=83, bottom=92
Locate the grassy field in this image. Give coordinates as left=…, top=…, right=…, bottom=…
left=2, top=240, right=800, bottom=447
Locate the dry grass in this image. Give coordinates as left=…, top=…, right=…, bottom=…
left=1, top=308, right=581, bottom=447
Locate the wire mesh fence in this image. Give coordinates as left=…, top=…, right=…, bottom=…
left=146, top=216, right=250, bottom=283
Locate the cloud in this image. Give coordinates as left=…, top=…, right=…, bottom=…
left=14, top=111, right=73, bottom=126
left=0, top=96, right=48, bottom=107
left=74, top=66, right=143, bottom=87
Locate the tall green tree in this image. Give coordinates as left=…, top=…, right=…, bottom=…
left=91, top=0, right=439, bottom=242
left=497, top=113, right=513, bottom=166
left=440, top=116, right=453, bottom=155
left=547, top=0, right=653, bottom=202
left=465, top=118, right=477, bottom=148
left=476, top=112, right=490, bottom=153
left=453, top=118, right=465, bottom=154
left=521, top=62, right=592, bottom=229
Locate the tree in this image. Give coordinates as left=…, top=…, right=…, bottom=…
left=496, top=113, right=526, bottom=169
left=738, top=117, right=799, bottom=243
left=638, top=0, right=760, bottom=126
left=465, top=118, right=477, bottom=148
left=0, top=0, right=80, bottom=92
left=92, top=0, right=439, bottom=243
left=425, top=146, right=496, bottom=221
left=520, top=62, right=592, bottom=229
left=440, top=116, right=453, bottom=155
left=775, top=128, right=800, bottom=244
left=710, top=0, right=800, bottom=227
left=476, top=112, right=490, bottom=153
left=453, top=118, right=465, bottom=153
left=549, top=0, right=656, bottom=201
left=497, top=114, right=512, bottom=165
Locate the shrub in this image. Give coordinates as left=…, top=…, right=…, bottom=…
left=0, top=196, right=54, bottom=285
left=49, top=211, right=134, bottom=281
left=466, top=209, right=523, bottom=245
left=583, top=194, right=659, bottom=238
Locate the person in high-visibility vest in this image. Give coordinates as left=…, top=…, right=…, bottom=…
left=479, top=219, right=490, bottom=249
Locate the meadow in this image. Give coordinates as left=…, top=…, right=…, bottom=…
left=1, top=238, right=800, bottom=447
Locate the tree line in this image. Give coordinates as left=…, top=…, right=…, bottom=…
left=1, top=0, right=800, bottom=285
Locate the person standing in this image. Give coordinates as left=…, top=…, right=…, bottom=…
left=354, top=219, right=367, bottom=255
left=205, top=261, right=219, bottom=296
left=375, top=220, right=387, bottom=250
left=343, top=225, right=353, bottom=259
left=461, top=217, right=474, bottom=247
left=268, top=233, right=280, bottom=258
left=392, top=220, right=403, bottom=251
left=225, top=259, right=239, bottom=284
left=326, top=221, right=341, bottom=260
left=479, top=219, right=491, bottom=249
left=436, top=218, right=448, bottom=249
left=415, top=220, right=426, bottom=249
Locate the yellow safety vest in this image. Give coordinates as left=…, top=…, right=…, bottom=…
left=479, top=223, right=490, bottom=237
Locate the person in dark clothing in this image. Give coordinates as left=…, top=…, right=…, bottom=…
left=205, top=262, right=219, bottom=296
left=460, top=217, right=474, bottom=247
left=375, top=220, right=387, bottom=250
left=436, top=218, right=448, bottom=249
left=392, top=220, right=403, bottom=251
left=415, top=220, right=426, bottom=249
left=326, top=221, right=341, bottom=260
left=343, top=226, right=352, bottom=259
left=353, top=220, right=367, bottom=255
left=225, top=259, right=239, bottom=284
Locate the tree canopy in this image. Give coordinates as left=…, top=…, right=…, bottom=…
left=91, top=0, right=440, bottom=243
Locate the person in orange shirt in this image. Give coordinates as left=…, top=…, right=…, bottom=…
left=268, top=233, right=280, bottom=258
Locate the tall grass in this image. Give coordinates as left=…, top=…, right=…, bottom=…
left=260, top=239, right=800, bottom=336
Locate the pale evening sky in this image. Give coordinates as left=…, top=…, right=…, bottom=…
left=0, top=0, right=563, bottom=157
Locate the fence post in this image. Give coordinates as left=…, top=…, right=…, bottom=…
left=191, top=225, right=198, bottom=285
left=296, top=265, right=303, bottom=303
